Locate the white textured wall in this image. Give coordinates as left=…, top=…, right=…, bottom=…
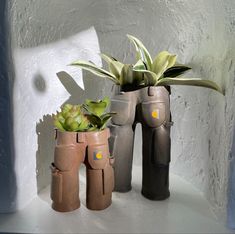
left=11, top=24, right=102, bottom=209
left=6, top=0, right=235, bottom=221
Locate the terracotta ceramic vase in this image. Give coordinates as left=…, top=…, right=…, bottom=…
left=50, top=128, right=114, bottom=212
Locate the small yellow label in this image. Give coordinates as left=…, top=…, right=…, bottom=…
left=152, top=110, right=159, bottom=119
left=96, top=151, right=103, bottom=159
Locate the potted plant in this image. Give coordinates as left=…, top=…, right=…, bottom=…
left=70, top=35, right=223, bottom=201
left=50, top=97, right=115, bottom=212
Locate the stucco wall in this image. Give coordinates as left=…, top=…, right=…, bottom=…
left=13, top=27, right=101, bottom=209
left=1, top=0, right=234, bottom=224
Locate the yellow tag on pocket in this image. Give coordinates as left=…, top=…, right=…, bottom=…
left=95, top=151, right=103, bottom=160
left=152, top=109, right=159, bottom=119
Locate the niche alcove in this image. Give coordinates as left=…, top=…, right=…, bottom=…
left=0, top=0, right=235, bottom=233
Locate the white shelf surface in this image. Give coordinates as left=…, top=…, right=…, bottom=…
left=0, top=166, right=234, bottom=234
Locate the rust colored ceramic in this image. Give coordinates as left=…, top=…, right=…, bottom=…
left=50, top=128, right=114, bottom=212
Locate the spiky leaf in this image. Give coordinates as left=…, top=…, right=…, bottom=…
left=100, top=115, right=112, bottom=130
left=133, top=59, right=146, bottom=71
left=100, top=53, right=117, bottom=63
left=163, top=65, right=191, bottom=78
left=152, top=51, right=177, bottom=77
left=54, top=119, right=65, bottom=131
left=86, top=114, right=102, bottom=128
left=56, top=113, right=65, bottom=124
left=133, top=65, right=159, bottom=86
left=62, top=104, right=73, bottom=113
left=156, top=77, right=224, bottom=94
left=100, top=53, right=124, bottom=78
left=77, top=116, right=89, bottom=131
left=120, top=64, right=135, bottom=85
left=127, top=34, right=153, bottom=70
left=100, top=112, right=116, bottom=120
left=70, top=60, right=119, bottom=84
left=84, top=97, right=110, bottom=117
left=109, top=61, right=124, bottom=78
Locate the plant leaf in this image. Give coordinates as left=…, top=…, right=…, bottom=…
left=102, top=96, right=110, bottom=107
left=83, top=103, right=105, bottom=117
left=120, top=64, right=135, bottom=85
left=86, top=114, right=102, bottom=128
left=109, top=61, right=124, bottom=78
left=152, top=51, right=177, bottom=77
left=163, top=65, right=191, bottom=78
left=100, top=53, right=117, bottom=63
left=100, top=115, right=112, bottom=130
left=100, top=53, right=124, bottom=78
left=100, top=112, right=116, bottom=120
left=156, top=77, right=224, bottom=94
left=127, top=34, right=153, bottom=70
left=133, top=66, right=159, bottom=85
left=84, top=97, right=110, bottom=117
left=54, top=119, right=65, bottom=131
left=167, top=54, right=177, bottom=69
left=87, top=126, right=98, bottom=131
left=133, top=59, right=146, bottom=70
left=70, top=60, right=119, bottom=84
left=76, top=117, right=89, bottom=131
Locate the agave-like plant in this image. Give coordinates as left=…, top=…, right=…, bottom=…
left=128, top=35, right=223, bottom=94
left=70, top=53, right=144, bottom=89
left=53, top=97, right=114, bottom=132
left=83, top=97, right=115, bottom=130
left=53, top=104, right=90, bottom=132
left=70, top=35, right=223, bottom=94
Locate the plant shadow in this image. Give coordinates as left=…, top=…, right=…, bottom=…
left=35, top=70, right=107, bottom=194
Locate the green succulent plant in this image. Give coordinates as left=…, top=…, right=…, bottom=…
left=83, top=97, right=115, bottom=130
left=70, top=35, right=223, bottom=94
left=53, top=104, right=90, bottom=132
left=53, top=98, right=114, bottom=132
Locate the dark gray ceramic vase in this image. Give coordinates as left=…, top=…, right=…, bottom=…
left=109, top=85, right=173, bottom=200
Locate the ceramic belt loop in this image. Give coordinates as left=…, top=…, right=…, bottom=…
left=148, top=86, right=155, bottom=96
left=77, top=132, right=85, bottom=143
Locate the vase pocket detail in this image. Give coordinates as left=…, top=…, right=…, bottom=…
left=50, top=164, right=63, bottom=203
left=111, top=99, right=133, bottom=125
left=54, top=145, right=77, bottom=171
left=88, top=144, right=109, bottom=169
left=142, top=101, right=166, bottom=128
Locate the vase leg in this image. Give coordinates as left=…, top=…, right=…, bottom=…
left=109, top=124, right=135, bottom=192
left=141, top=125, right=171, bottom=200
left=86, top=163, right=114, bottom=210
left=85, top=137, right=114, bottom=210
left=51, top=145, right=81, bottom=212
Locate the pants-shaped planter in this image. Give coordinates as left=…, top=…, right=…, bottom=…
left=50, top=128, right=114, bottom=212
left=109, top=86, right=172, bottom=200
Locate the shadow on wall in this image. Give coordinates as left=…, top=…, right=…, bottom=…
left=11, top=25, right=102, bottom=200
left=35, top=71, right=84, bottom=192
left=36, top=115, right=55, bottom=192
left=0, top=0, right=17, bottom=212
left=35, top=70, right=106, bottom=192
